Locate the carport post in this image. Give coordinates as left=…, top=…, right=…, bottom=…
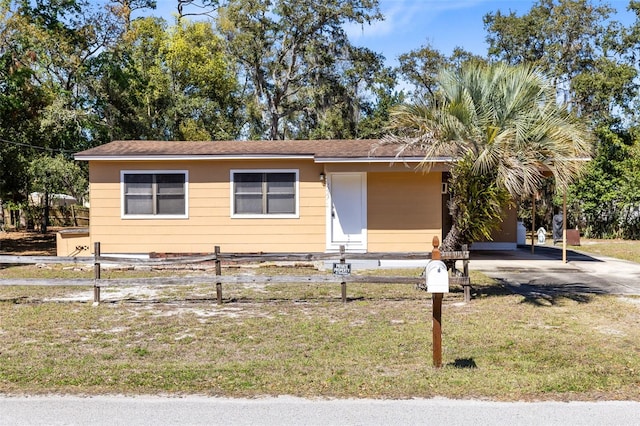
left=531, top=193, right=536, bottom=254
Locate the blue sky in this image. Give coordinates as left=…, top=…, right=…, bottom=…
left=348, top=0, right=637, bottom=65
left=347, top=0, right=521, bottom=59
left=148, top=0, right=637, bottom=66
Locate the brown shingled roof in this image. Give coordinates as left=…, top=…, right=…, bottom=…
left=75, top=139, right=429, bottom=160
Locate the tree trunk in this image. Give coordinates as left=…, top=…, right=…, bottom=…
left=440, top=190, right=462, bottom=252
left=441, top=223, right=461, bottom=252
left=41, top=191, right=49, bottom=234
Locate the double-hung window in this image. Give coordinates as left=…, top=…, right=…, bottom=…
left=122, top=171, right=188, bottom=218
left=231, top=170, right=298, bottom=218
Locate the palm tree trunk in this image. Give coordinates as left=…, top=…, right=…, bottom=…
left=441, top=224, right=461, bottom=252
left=440, top=193, right=462, bottom=252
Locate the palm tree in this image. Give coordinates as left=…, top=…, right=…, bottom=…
left=384, top=62, right=593, bottom=251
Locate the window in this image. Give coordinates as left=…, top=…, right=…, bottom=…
left=231, top=170, right=298, bottom=217
left=122, top=171, right=187, bottom=218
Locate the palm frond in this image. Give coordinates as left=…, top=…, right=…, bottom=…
left=384, top=61, right=595, bottom=248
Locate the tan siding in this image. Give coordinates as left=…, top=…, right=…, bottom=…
left=487, top=204, right=518, bottom=243
left=56, top=231, right=91, bottom=257
left=88, top=160, right=326, bottom=254
left=367, top=171, right=441, bottom=252
left=88, top=160, right=445, bottom=254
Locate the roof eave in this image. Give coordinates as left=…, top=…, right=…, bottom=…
left=74, top=154, right=316, bottom=161
left=75, top=154, right=450, bottom=163
left=314, top=156, right=450, bottom=164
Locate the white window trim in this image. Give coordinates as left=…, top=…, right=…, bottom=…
left=230, top=169, right=300, bottom=219
left=120, top=170, right=189, bottom=219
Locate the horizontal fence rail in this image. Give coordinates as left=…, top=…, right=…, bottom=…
left=0, top=242, right=471, bottom=303
left=0, top=275, right=473, bottom=287
left=0, top=251, right=469, bottom=265
left=0, top=255, right=93, bottom=264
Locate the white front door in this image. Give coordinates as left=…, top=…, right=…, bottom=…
left=327, top=173, right=367, bottom=251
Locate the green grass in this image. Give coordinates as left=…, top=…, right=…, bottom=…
left=1, top=278, right=639, bottom=400
left=572, top=239, right=640, bottom=263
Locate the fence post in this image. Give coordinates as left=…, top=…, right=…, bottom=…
left=93, top=242, right=101, bottom=304
left=215, top=246, right=222, bottom=305
left=431, top=236, right=443, bottom=368
left=71, top=204, right=77, bottom=227
left=462, top=244, right=471, bottom=303
left=339, top=245, right=347, bottom=303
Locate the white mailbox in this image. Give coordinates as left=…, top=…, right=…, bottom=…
left=425, top=260, right=449, bottom=293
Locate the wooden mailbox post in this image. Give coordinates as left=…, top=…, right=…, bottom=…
left=429, top=236, right=446, bottom=368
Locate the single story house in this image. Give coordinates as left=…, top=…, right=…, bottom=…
left=63, top=139, right=517, bottom=256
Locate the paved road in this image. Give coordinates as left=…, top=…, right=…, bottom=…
left=469, top=245, right=640, bottom=297
left=2, top=395, right=640, bottom=426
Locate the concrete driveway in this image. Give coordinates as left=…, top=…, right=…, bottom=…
left=469, top=245, right=640, bottom=297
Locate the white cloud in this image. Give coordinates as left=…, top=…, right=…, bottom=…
left=345, top=0, right=491, bottom=41
left=345, top=0, right=422, bottom=40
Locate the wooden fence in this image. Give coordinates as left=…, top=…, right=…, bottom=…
left=1, top=205, right=89, bottom=230
left=51, top=205, right=89, bottom=227
left=0, top=242, right=471, bottom=304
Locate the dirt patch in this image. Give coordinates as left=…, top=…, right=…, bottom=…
left=0, top=230, right=57, bottom=256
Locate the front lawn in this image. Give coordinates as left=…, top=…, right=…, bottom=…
left=1, top=276, right=639, bottom=400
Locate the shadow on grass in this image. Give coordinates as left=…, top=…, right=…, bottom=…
left=454, top=278, right=598, bottom=306
left=519, top=291, right=594, bottom=306
left=444, top=282, right=512, bottom=300
left=489, top=278, right=597, bottom=306
left=448, top=358, right=478, bottom=369
left=469, top=284, right=513, bottom=298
